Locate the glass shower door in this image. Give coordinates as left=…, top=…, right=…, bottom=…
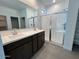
left=51, top=13, right=67, bottom=46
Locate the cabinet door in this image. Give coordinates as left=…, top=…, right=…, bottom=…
left=38, top=36, right=42, bottom=49
left=23, top=42, right=32, bottom=59
left=38, top=32, right=45, bottom=49
left=7, top=42, right=32, bottom=59
left=41, top=32, right=45, bottom=46
left=8, top=45, right=24, bottom=59
left=32, top=35, right=38, bottom=54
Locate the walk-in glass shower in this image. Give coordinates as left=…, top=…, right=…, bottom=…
left=28, top=11, right=67, bottom=47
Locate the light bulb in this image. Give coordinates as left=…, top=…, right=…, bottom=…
left=53, top=0, right=56, bottom=3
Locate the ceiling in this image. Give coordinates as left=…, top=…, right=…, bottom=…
left=19, top=0, right=38, bottom=9
left=19, top=0, right=68, bottom=9
left=37, top=0, right=68, bottom=8
left=0, top=0, right=26, bottom=10
left=0, top=0, right=68, bottom=10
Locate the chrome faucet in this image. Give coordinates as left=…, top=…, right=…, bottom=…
left=33, top=17, right=36, bottom=31
left=12, top=28, right=17, bottom=35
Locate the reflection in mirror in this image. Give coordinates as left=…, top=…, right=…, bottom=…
left=11, top=17, right=19, bottom=29
left=0, top=3, right=38, bottom=31
left=20, top=17, right=26, bottom=28
left=0, top=15, right=7, bottom=31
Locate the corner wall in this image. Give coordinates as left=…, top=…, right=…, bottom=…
left=63, top=0, right=79, bottom=51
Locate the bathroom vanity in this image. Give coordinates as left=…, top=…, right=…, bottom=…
left=2, top=30, right=45, bottom=59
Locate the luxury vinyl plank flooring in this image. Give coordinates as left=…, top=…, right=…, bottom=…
left=32, top=42, right=79, bottom=59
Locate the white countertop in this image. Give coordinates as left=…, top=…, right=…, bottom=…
left=1, top=30, right=44, bottom=46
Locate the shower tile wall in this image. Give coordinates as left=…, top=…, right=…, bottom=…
left=74, top=11, right=79, bottom=45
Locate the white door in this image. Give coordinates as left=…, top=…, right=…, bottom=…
left=41, top=15, right=50, bottom=41
left=51, top=13, right=67, bottom=46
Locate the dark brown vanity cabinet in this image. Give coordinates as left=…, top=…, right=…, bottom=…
left=38, top=32, right=45, bottom=49
left=8, top=42, right=32, bottom=59
left=4, top=37, right=32, bottom=59
left=32, top=31, right=45, bottom=54
left=32, top=35, right=38, bottom=54
left=4, top=31, right=45, bottom=59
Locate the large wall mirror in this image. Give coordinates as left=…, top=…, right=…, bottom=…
left=0, top=0, right=38, bottom=31
left=0, top=0, right=27, bottom=31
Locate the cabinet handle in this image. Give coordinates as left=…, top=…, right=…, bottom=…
left=5, top=55, right=11, bottom=58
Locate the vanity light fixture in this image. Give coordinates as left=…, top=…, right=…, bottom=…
left=53, top=0, right=56, bottom=3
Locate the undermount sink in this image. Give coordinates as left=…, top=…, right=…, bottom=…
left=7, top=30, right=42, bottom=39
left=8, top=33, right=24, bottom=39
